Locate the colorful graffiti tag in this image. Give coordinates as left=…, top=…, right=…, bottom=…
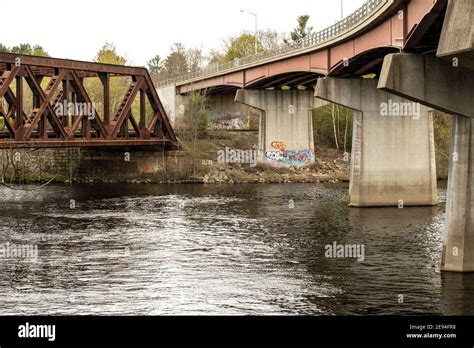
left=265, top=141, right=314, bottom=167
left=210, top=112, right=250, bottom=130
left=270, top=141, right=286, bottom=151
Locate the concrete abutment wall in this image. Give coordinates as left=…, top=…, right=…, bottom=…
left=157, top=85, right=258, bottom=130
left=0, top=148, right=189, bottom=183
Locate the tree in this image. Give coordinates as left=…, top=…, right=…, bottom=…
left=207, top=30, right=283, bottom=65
left=87, top=42, right=129, bottom=121
left=94, top=42, right=126, bottom=65
left=181, top=92, right=210, bottom=141
left=162, top=43, right=190, bottom=79
left=31, top=45, right=49, bottom=57
left=186, top=47, right=203, bottom=72
left=258, top=29, right=284, bottom=50
left=313, top=103, right=353, bottom=151
left=285, top=15, right=314, bottom=43
left=207, top=49, right=224, bottom=65
left=223, top=32, right=261, bottom=63
left=147, top=54, right=164, bottom=83
left=10, top=43, right=34, bottom=55
left=149, top=43, right=204, bottom=82
left=0, top=43, right=9, bottom=53
left=1, top=43, right=49, bottom=57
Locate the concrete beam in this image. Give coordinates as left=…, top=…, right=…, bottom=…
left=235, top=89, right=315, bottom=167
left=378, top=53, right=474, bottom=118
left=315, top=77, right=438, bottom=207
left=437, top=0, right=474, bottom=70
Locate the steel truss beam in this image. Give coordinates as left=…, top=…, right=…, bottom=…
left=0, top=53, right=177, bottom=149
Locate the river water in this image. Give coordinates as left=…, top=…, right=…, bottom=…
left=0, top=181, right=473, bottom=315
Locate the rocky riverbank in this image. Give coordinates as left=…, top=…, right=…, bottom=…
left=200, top=157, right=349, bottom=184
left=57, top=154, right=350, bottom=185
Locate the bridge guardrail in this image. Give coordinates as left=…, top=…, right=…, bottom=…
left=156, top=0, right=386, bottom=88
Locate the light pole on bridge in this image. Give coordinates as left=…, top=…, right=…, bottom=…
left=240, top=9, right=258, bottom=54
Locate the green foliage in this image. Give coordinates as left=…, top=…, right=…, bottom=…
left=10, top=43, right=34, bottom=55
left=0, top=43, right=49, bottom=117
left=205, top=30, right=283, bottom=66
left=147, top=54, right=164, bottom=81
left=0, top=43, right=49, bottom=57
left=181, top=92, right=211, bottom=140
left=94, top=42, right=126, bottom=65
left=248, top=116, right=259, bottom=130
left=31, top=45, right=49, bottom=57
left=313, top=103, right=353, bottom=152
left=285, top=15, right=313, bottom=44
left=433, top=111, right=451, bottom=179
left=86, top=43, right=130, bottom=122
left=223, top=33, right=262, bottom=62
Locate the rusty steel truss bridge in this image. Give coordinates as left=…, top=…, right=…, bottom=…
left=0, top=53, right=177, bottom=149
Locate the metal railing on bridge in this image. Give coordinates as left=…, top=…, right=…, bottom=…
left=156, top=0, right=387, bottom=88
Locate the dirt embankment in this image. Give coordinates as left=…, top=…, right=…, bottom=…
left=182, top=131, right=349, bottom=184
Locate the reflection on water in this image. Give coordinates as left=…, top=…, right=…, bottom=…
left=0, top=181, right=472, bottom=315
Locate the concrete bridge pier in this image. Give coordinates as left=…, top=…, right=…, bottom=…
left=379, top=53, right=474, bottom=272
left=234, top=89, right=315, bottom=167
left=315, top=77, right=438, bottom=207
left=158, top=85, right=259, bottom=130
left=157, top=85, right=184, bottom=128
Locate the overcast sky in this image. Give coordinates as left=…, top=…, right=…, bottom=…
left=2, top=0, right=365, bottom=66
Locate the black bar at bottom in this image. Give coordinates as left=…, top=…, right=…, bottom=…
left=0, top=316, right=473, bottom=346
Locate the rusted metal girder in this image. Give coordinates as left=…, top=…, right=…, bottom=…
left=0, top=52, right=177, bottom=149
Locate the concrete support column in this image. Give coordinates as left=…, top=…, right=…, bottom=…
left=235, top=89, right=315, bottom=167
left=315, top=77, right=438, bottom=207
left=379, top=53, right=474, bottom=272
left=157, top=85, right=180, bottom=128
left=442, top=115, right=474, bottom=272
